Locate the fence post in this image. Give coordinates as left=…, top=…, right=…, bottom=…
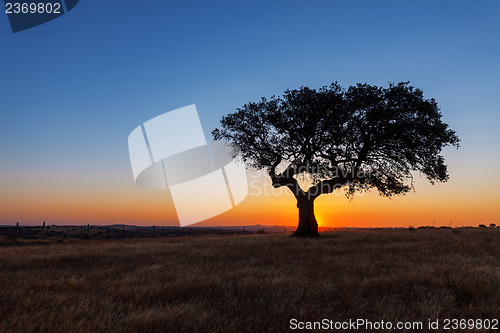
left=152, top=225, right=155, bottom=237
left=42, top=221, right=45, bottom=239
left=122, top=226, right=125, bottom=238
left=16, top=222, right=19, bottom=239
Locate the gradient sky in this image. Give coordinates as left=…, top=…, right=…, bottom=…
left=1, top=1, right=499, bottom=227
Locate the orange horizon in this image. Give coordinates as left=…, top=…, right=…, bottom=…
left=1, top=166, right=498, bottom=228
left=1, top=188, right=497, bottom=228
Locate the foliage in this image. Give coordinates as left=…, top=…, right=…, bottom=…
left=213, top=82, right=459, bottom=199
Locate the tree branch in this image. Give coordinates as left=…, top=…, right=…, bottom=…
left=269, top=160, right=304, bottom=198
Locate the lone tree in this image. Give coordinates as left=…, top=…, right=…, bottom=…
left=213, top=82, right=459, bottom=237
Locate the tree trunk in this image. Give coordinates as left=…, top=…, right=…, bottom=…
left=292, top=196, right=320, bottom=237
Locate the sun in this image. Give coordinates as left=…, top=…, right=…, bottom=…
left=315, top=212, right=324, bottom=228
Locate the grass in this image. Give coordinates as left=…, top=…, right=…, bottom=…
left=0, top=229, right=499, bottom=332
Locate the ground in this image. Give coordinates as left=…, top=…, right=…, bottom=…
left=0, top=229, right=498, bottom=332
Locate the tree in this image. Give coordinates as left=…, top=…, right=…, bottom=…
left=213, top=82, right=460, bottom=237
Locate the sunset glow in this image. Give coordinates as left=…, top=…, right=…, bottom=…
left=1, top=2, right=499, bottom=229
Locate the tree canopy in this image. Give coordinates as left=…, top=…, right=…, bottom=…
left=213, top=82, right=460, bottom=237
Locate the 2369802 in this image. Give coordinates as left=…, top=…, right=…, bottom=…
left=442, top=318, right=498, bottom=330
left=5, top=2, right=61, bottom=14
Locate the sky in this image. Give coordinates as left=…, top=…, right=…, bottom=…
left=1, top=1, right=499, bottom=227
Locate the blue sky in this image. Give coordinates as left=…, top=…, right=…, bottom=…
left=1, top=1, right=499, bottom=225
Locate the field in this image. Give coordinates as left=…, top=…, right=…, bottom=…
left=0, top=229, right=499, bottom=332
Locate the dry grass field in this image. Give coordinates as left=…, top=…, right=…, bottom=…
left=0, top=229, right=499, bottom=332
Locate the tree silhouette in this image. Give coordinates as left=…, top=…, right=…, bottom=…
left=213, top=82, right=460, bottom=237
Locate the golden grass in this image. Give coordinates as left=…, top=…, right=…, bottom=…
left=0, top=229, right=499, bottom=332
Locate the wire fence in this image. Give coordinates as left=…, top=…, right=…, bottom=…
left=1, top=222, right=336, bottom=242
